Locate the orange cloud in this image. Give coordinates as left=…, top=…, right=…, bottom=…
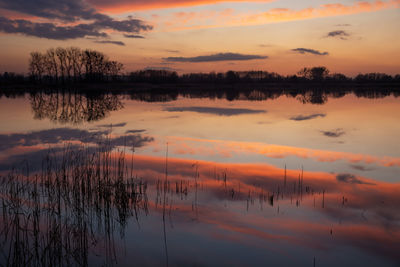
left=242, top=0, right=400, bottom=25
left=89, top=0, right=274, bottom=13
left=131, top=153, right=400, bottom=259
left=119, top=153, right=400, bottom=199
left=148, top=0, right=400, bottom=31
left=138, top=159, right=400, bottom=260
left=6, top=146, right=400, bottom=259
left=166, top=136, right=400, bottom=168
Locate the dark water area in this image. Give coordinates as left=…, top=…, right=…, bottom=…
left=0, top=88, right=399, bottom=266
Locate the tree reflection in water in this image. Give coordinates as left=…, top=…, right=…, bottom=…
left=29, top=91, right=123, bottom=124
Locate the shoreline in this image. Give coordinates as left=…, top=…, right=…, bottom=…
left=1, top=80, right=400, bottom=92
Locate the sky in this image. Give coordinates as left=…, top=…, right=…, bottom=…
left=0, top=0, right=399, bottom=75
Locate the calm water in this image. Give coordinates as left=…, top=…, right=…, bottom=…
left=0, top=90, right=399, bottom=266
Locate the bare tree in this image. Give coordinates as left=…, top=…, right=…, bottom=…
left=29, top=52, right=45, bottom=81
left=28, top=47, right=124, bottom=83
left=65, top=47, right=76, bottom=80
left=56, top=47, right=67, bottom=81
left=45, top=48, right=59, bottom=81
left=68, top=47, right=83, bottom=80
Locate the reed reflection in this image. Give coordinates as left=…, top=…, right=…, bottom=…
left=1, top=141, right=399, bottom=266
left=0, top=145, right=148, bottom=266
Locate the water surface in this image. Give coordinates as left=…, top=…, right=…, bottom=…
left=0, top=90, right=399, bottom=266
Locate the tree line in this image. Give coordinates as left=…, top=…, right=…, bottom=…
left=0, top=48, right=399, bottom=85
left=126, top=67, right=400, bottom=84
left=28, top=47, right=123, bottom=82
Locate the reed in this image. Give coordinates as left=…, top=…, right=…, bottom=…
left=0, top=140, right=148, bottom=266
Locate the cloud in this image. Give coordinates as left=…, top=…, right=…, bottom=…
left=123, top=34, right=144, bottom=38
left=94, top=16, right=152, bottom=33
left=0, top=0, right=152, bottom=40
left=290, top=113, right=326, bottom=121
left=350, top=164, right=375, bottom=172
left=257, top=121, right=272, bottom=125
left=164, top=53, right=268, bottom=63
left=165, top=106, right=266, bottom=116
left=87, top=0, right=275, bottom=12
left=98, top=122, right=127, bottom=128
left=292, top=48, right=329, bottom=56
left=336, top=173, right=375, bottom=185
left=0, top=16, right=152, bottom=40
left=335, top=24, right=351, bottom=27
left=240, top=1, right=400, bottom=27
left=164, top=49, right=180, bottom=53
left=126, top=129, right=146, bottom=134
left=0, top=131, right=154, bottom=171
left=326, top=30, right=350, bottom=40
left=0, top=0, right=101, bottom=22
left=0, top=128, right=153, bottom=152
left=87, top=0, right=400, bottom=32
left=164, top=115, right=180, bottom=119
left=321, top=128, right=345, bottom=138
left=0, top=16, right=107, bottom=39
left=259, top=44, right=273, bottom=48
left=94, top=40, right=125, bottom=46
left=160, top=135, right=400, bottom=168
left=0, top=128, right=103, bottom=152
left=108, top=135, right=154, bottom=149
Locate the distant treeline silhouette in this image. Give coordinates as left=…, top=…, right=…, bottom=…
left=123, top=67, right=400, bottom=84
left=0, top=47, right=399, bottom=86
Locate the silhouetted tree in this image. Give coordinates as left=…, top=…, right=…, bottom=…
left=67, top=47, right=84, bottom=80
left=225, top=71, right=239, bottom=83
left=45, top=48, right=59, bottom=81
left=298, top=66, right=330, bottom=80
left=27, top=47, right=123, bottom=83
left=29, top=52, right=45, bottom=81
left=56, top=47, right=67, bottom=81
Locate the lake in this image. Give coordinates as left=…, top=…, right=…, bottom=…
left=0, top=89, right=399, bottom=266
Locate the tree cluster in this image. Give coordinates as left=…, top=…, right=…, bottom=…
left=29, top=47, right=123, bottom=82
left=297, top=67, right=330, bottom=80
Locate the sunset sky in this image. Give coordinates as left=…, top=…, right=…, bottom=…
left=0, top=0, right=399, bottom=75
